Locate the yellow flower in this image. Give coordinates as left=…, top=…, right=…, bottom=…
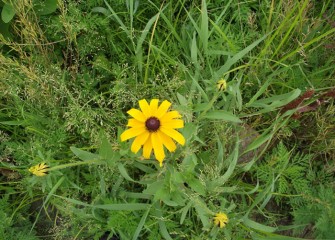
left=121, top=99, right=185, bottom=167
left=217, top=79, right=227, bottom=91
left=29, top=163, right=49, bottom=177
left=213, top=212, right=229, bottom=228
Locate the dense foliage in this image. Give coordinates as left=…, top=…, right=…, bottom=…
left=1, top=0, right=335, bottom=239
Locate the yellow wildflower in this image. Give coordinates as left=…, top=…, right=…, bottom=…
left=213, top=212, right=229, bottom=228
left=217, top=79, right=227, bottom=91
left=121, top=99, right=185, bottom=167
left=29, top=163, right=49, bottom=177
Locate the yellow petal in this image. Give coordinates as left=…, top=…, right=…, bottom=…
left=131, top=131, right=150, bottom=153
left=161, top=119, right=184, bottom=129
left=127, top=109, right=146, bottom=122
left=127, top=119, right=144, bottom=128
left=149, top=99, right=159, bottom=113
left=160, top=127, right=185, bottom=145
left=151, top=132, right=165, bottom=163
left=143, top=137, right=153, bottom=159
left=160, top=110, right=182, bottom=121
left=156, top=100, right=171, bottom=118
left=120, top=127, right=146, bottom=141
left=157, top=130, right=177, bottom=152
left=139, top=99, right=151, bottom=118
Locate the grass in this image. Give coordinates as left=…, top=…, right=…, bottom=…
left=1, top=0, right=335, bottom=239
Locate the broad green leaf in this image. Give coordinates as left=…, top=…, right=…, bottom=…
left=204, top=110, right=242, bottom=123
left=99, top=135, right=113, bottom=159
left=118, top=163, right=137, bottom=182
left=187, top=177, right=206, bottom=196
left=143, top=180, right=165, bottom=195
left=194, top=198, right=211, bottom=229
left=177, top=92, right=188, bottom=106
left=243, top=218, right=277, bottom=233
left=248, top=89, right=301, bottom=109
left=1, top=4, right=15, bottom=23
left=34, top=0, right=58, bottom=16
left=0, top=18, right=11, bottom=40
left=70, top=146, right=100, bottom=161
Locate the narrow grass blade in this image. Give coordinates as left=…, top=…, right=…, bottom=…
left=215, top=33, right=269, bottom=77
left=132, top=207, right=151, bottom=240
left=200, top=0, right=208, bottom=54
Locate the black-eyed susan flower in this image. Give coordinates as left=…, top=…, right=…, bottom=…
left=29, top=163, right=49, bottom=177
left=217, top=79, right=227, bottom=91
left=213, top=212, right=229, bottom=228
left=121, top=99, right=185, bottom=167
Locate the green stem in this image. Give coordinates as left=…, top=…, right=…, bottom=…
left=47, top=159, right=105, bottom=172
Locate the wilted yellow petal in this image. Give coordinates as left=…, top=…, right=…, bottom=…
left=213, top=212, right=229, bottom=228
left=29, top=163, right=49, bottom=177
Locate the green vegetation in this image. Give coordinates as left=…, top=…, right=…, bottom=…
left=1, top=0, right=335, bottom=239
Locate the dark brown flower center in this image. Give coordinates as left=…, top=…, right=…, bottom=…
left=145, top=117, right=160, bottom=132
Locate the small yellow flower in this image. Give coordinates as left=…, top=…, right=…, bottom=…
left=213, top=212, right=229, bottom=228
left=121, top=99, right=185, bottom=167
left=217, top=79, right=227, bottom=91
left=29, top=163, right=49, bottom=177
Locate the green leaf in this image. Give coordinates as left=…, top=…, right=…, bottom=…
left=187, top=177, right=206, bottom=196
left=248, top=89, right=301, bottom=109
left=118, top=163, right=137, bottom=182
left=215, top=33, right=269, bottom=77
left=34, top=0, right=58, bottom=16
left=70, top=146, right=100, bottom=161
left=243, top=218, right=277, bottom=233
left=204, top=110, right=242, bottom=123
left=93, top=203, right=150, bottom=211
left=0, top=18, right=11, bottom=40
left=1, top=4, right=15, bottom=23
left=180, top=201, right=193, bottom=224
left=132, top=207, right=151, bottom=240
left=143, top=180, right=165, bottom=195
left=243, top=130, right=272, bottom=153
